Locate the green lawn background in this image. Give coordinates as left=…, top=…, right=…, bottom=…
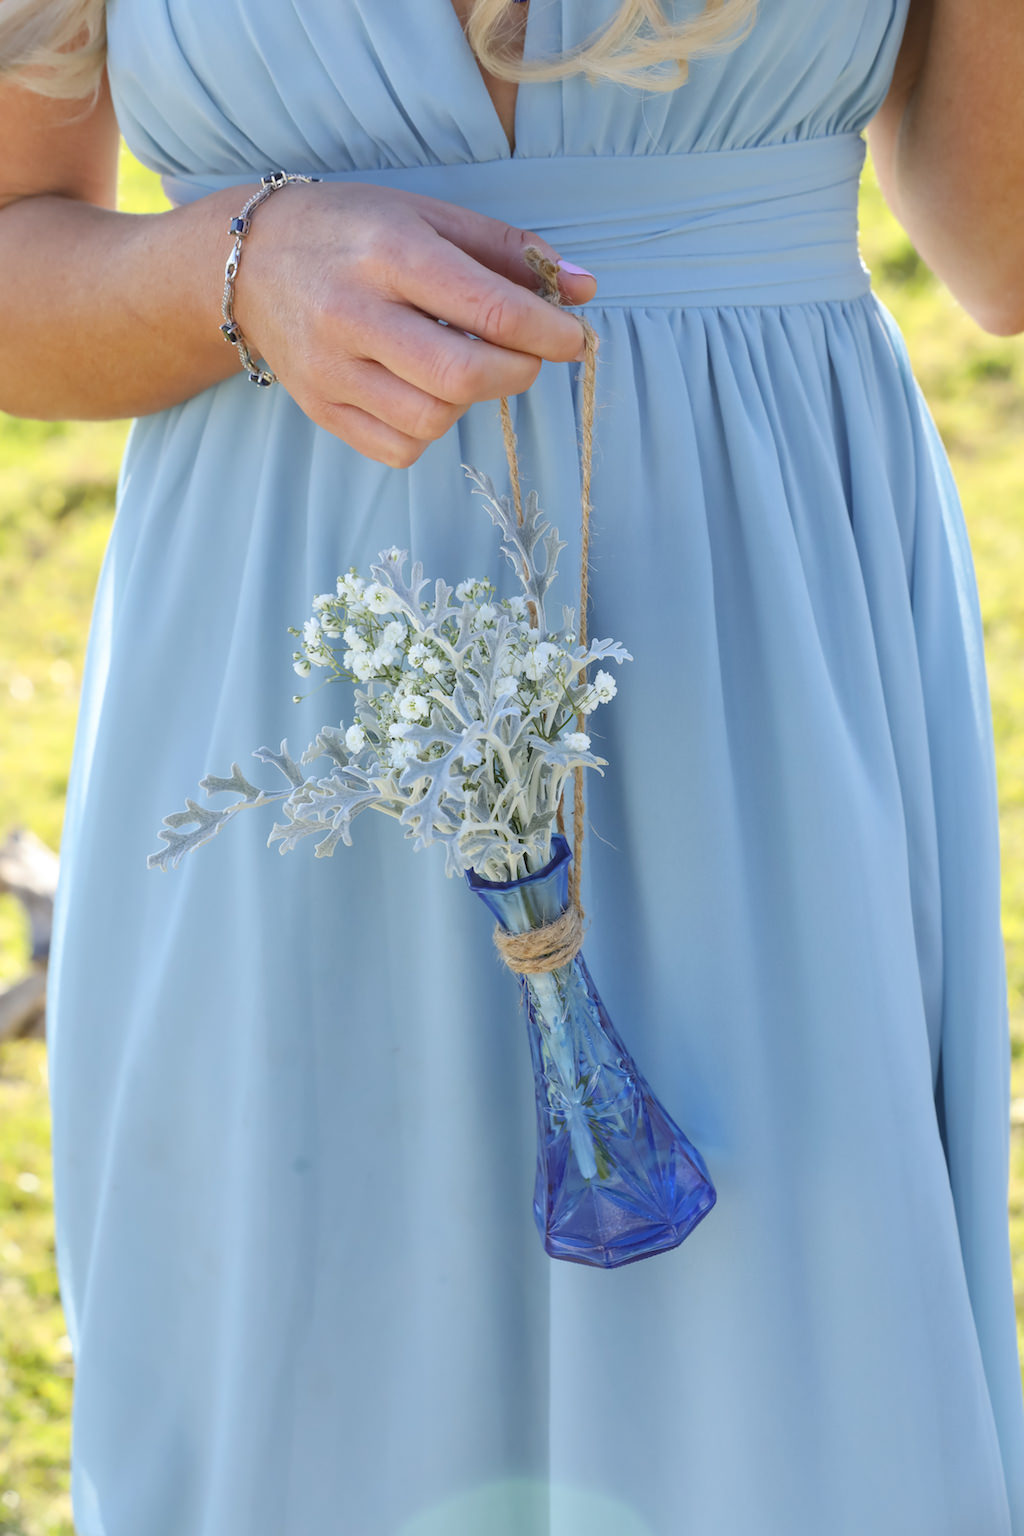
left=3, top=146, right=1024, bottom=1533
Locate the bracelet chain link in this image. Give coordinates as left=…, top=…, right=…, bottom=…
left=220, top=170, right=323, bottom=387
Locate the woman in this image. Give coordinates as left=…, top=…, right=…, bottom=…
left=3, top=1, right=1023, bottom=1532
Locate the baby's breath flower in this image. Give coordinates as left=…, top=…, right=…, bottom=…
left=365, top=583, right=398, bottom=614
left=421, top=655, right=444, bottom=676
left=581, top=669, right=618, bottom=712
left=408, top=642, right=429, bottom=668
left=388, top=738, right=419, bottom=769
left=399, top=694, right=428, bottom=721
left=563, top=732, right=591, bottom=753
left=350, top=652, right=376, bottom=683
left=345, top=723, right=367, bottom=753
left=303, top=618, right=323, bottom=646
left=522, top=641, right=558, bottom=682
left=293, top=656, right=311, bottom=677
left=312, top=593, right=335, bottom=612
left=592, top=670, right=617, bottom=702
left=343, top=626, right=367, bottom=651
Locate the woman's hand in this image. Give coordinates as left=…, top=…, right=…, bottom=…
left=0, top=73, right=597, bottom=443
left=231, top=179, right=597, bottom=467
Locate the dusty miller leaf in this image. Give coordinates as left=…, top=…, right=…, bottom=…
left=461, top=464, right=566, bottom=635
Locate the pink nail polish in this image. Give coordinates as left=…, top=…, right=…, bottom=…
left=557, top=259, right=596, bottom=279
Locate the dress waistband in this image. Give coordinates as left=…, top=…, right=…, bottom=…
left=163, top=133, right=871, bottom=309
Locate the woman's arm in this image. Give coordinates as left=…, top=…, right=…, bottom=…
left=0, top=73, right=249, bottom=418
left=866, top=0, right=1024, bottom=336
left=0, top=71, right=594, bottom=466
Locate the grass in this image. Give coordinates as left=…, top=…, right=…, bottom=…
left=3, top=143, right=1024, bottom=1533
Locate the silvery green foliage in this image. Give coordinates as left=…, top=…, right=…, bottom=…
left=149, top=465, right=631, bottom=883
left=461, top=465, right=563, bottom=634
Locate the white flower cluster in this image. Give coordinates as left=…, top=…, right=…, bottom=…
left=292, top=573, right=617, bottom=755
left=150, top=467, right=631, bottom=884
left=281, top=543, right=626, bottom=878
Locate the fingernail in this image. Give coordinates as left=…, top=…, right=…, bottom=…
left=557, top=259, right=596, bottom=279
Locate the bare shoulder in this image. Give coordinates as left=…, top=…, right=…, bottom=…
left=0, top=67, right=118, bottom=212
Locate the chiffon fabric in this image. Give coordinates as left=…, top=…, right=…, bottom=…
left=47, top=1, right=1024, bottom=1531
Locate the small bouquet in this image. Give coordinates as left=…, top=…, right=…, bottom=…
left=150, top=467, right=716, bottom=1267
left=152, top=471, right=625, bottom=882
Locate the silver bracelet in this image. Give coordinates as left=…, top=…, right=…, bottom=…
left=220, top=170, right=322, bottom=387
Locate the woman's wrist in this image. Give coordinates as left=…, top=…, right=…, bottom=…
left=219, top=171, right=323, bottom=386
left=0, top=186, right=267, bottom=420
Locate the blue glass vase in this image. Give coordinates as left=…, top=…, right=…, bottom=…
left=466, top=836, right=716, bottom=1268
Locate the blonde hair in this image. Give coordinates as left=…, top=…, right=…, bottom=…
left=466, top=0, right=759, bottom=90
left=0, top=0, right=105, bottom=98
left=4, top=0, right=757, bottom=100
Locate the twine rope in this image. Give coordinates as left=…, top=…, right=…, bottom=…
left=493, top=245, right=600, bottom=976
left=493, top=901, right=584, bottom=976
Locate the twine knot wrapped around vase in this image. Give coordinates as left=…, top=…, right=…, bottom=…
left=493, top=901, right=585, bottom=974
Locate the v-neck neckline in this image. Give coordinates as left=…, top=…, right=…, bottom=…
left=441, top=0, right=535, bottom=159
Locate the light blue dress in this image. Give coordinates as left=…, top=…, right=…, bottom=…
left=48, top=2, right=1024, bottom=1532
